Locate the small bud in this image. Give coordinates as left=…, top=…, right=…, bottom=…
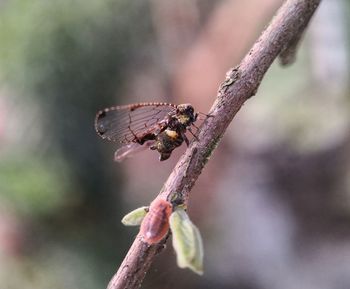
left=121, top=206, right=148, bottom=226
left=169, top=208, right=204, bottom=275
left=140, top=198, right=172, bottom=244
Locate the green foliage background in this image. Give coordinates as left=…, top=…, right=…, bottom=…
left=0, top=1, right=156, bottom=287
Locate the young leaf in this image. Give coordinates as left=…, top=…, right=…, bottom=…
left=121, top=206, right=148, bottom=226
left=169, top=208, right=204, bottom=275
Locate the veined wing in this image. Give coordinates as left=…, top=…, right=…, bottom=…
left=114, top=140, right=155, bottom=162
left=95, top=102, right=176, bottom=144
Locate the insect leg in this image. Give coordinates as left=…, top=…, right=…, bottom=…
left=181, top=131, right=190, bottom=146
left=198, top=111, right=214, bottom=118
left=127, top=125, right=142, bottom=144
left=191, top=123, right=200, bottom=131
left=187, top=127, right=199, bottom=141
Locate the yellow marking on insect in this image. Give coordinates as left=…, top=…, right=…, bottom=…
left=178, top=115, right=190, bottom=124
left=165, top=130, right=178, bottom=139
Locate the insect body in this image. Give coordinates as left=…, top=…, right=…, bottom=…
left=95, top=102, right=198, bottom=161
left=140, top=198, right=172, bottom=244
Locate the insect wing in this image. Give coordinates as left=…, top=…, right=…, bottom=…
left=95, top=103, right=176, bottom=144
left=114, top=140, right=155, bottom=162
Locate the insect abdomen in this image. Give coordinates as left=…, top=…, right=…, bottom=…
left=140, top=198, right=172, bottom=244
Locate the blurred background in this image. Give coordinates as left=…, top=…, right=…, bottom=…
left=0, top=0, right=350, bottom=288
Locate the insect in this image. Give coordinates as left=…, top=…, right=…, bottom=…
left=94, top=102, right=199, bottom=161
left=139, top=198, right=172, bottom=244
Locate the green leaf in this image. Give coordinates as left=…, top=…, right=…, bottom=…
left=121, top=206, right=148, bottom=226
left=169, top=208, right=204, bottom=275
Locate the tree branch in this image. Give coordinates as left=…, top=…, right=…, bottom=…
left=107, top=0, right=321, bottom=288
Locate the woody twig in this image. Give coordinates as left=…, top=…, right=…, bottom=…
left=107, top=1, right=322, bottom=288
